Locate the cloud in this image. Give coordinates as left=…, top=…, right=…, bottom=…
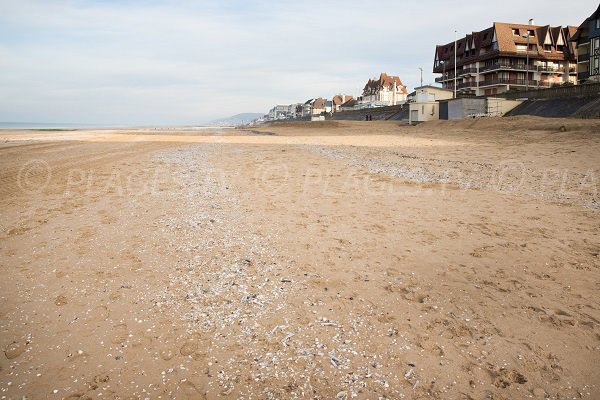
left=0, top=0, right=596, bottom=124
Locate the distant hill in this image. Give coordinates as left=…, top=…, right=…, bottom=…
left=210, top=113, right=263, bottom=126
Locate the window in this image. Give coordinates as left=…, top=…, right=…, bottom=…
left=556, top=45, right=564, bottom=52
left=596, top=18, right=600, bottom=29
left=544, top=44, right=552, bottom=52
left=512, top=29, right=519, bottom=36
left=528, top=29, right=535, bottom=37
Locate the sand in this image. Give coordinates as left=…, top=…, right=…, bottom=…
left=0, top=117, right=599, bottom=399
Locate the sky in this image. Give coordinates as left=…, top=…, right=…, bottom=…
left=0, top=0, right=596, bottom=125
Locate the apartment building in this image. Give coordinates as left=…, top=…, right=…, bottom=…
left=571, top=5, right=600, bottom=83
left=433, top=22, right=577, bottom=96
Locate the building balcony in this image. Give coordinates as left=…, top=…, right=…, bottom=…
left=480, top=63, right=520, bottom=72
left=435, top=74, right=455, bottom=82
left=457, top=81, right=476, bottom=89
left=478, top=78, right=550, bottom=88
left=459, top=68, right=478, bottom=76
left=480, top=63, right=568, bottom=74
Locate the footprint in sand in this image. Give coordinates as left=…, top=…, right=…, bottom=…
left=64, top=392, right=89, bottom=400
left=85, top=305, right=110, bottom=322
left=130, top=332, right=152, bottom=348
left=55, top=294, right=68, bottom=306
left=111, top=323, right=129, bottom=345
left=470, top=246, right=494, bottom=258
left=4, top=341, right=26, bottom=359
left=179, top=338, right=209, bottom=360
left=160, top=348, right=176, bottom=361
left=180, top=380, right=206, bottom=399
left=489, top=367, right=527, bottom=388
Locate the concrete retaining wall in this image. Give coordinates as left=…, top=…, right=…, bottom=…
left=330, top=104, right=409, bottom=121
left=506, top=96, right=600, bottom=118
left=493, top=82, right=600, bottom=100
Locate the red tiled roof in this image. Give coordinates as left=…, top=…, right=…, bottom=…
left=312, top=98, right=325, bottom=109
left=341, top=98, right=357, bottom=108
left=332, top=95, right=353, bottom=106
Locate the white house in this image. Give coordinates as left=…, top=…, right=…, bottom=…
left=360, top=73, right=408, bottom=107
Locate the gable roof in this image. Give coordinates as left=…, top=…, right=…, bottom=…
left=434, top=21, right=577, bottom=72
left=571, top=4, right=600, bottom=42
left=332, top=95, right=353, bottom=106
left=340, top=98, right=357, bottom=108
left=363, top=73, right=408, bottom=95
left=312, top=98, right=325, bottom=109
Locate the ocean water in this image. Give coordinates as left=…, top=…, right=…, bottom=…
left=0, top=122, right=114, bottom=129
left=0, top=122, right=225, bottom=130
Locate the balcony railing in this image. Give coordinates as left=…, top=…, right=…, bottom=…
left=478, top=78, right=550, bottom=87
left=458, top=68, right=478, bottom=76
left=479, top=63, right=570, bottom=73
left=457, top=82, right=475, bottom=89
left=435, top=73, right=457, bottom=81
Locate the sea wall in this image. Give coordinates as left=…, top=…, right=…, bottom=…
left=330, top=104, right=409, bottom=121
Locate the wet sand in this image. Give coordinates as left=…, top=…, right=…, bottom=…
left=1, top=117, right=599, bottom=399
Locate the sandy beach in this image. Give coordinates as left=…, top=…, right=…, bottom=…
left=1, top=117, right=599, bottom=399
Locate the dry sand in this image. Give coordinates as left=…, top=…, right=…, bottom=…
left=0, top=117, right=599, bottom=399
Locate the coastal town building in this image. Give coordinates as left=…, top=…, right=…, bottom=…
left=311, top=98, right=326, bottom=116
left=302, top=99, right=313, bottom=117
left=287, top=103, right=303, bottom=119
left=407, top=85, right=454, bottom=103
left=571, top=5, right=600, bottom=83
left=332, top=95, right=354, bottom=112
left=433, top=22, right=578, bottom=96
left=359, top=73, right=408, bottom=107
left=340, top=98, right=358, bottom=111
left=407, top=86, right=454, bottom=124
left=268, top=105, right=289, bottom=120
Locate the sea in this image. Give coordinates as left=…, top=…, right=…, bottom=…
left=0, top=122, right=229, bottom=130
left=0, top=122, right=117, bottom=129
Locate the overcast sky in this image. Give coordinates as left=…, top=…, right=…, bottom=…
left=0, top=0, right=596, bottom=125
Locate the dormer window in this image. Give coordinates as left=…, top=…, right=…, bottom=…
left=528, top=29, right=535, bottom=37
left=512, top=29, right=519, bottom=36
